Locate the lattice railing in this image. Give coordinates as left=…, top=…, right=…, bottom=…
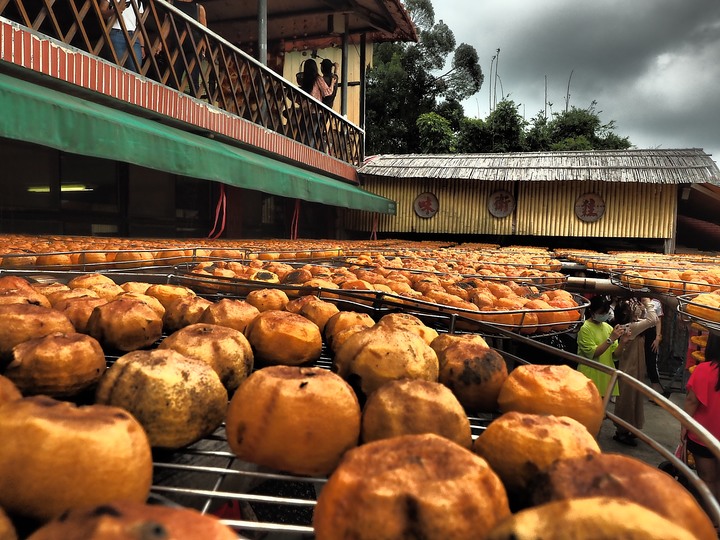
left=0, top=0, right=364, bottom=165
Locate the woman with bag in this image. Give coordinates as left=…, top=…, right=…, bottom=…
left=683, top=333, right=720, bottom=501
left=610, top=297, right=659, bottom=446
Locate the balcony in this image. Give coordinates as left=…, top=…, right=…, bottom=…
left=0, top=0, right=366, bottom=165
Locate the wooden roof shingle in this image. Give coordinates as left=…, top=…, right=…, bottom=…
left=358, top=149, right=720, bottom=185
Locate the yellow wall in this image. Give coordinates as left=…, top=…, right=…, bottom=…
left=516, top=181, right=676, bottom=238
left=344, top=178, right=514, bottom=236
left=283, top=44, right=373, bottom=127
left=345, top=180, right=677, bottom=239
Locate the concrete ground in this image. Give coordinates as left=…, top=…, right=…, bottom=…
left=599, top=389, right=685, bottom=467
left=600, top=383, right=720, bottom=528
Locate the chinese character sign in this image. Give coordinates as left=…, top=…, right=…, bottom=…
left=487, top=190, right=515, bottom=218
left=574, top=193, right=606, bottom=222
left=413, top=192, right=439, bottom=218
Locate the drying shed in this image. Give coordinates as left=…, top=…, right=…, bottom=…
left=347, top=149, right=720, bottom=252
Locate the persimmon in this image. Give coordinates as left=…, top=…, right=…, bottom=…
left=341, top=279, right=374, bottom=291
left=518, top=310, right=539, bottom=334
left=686, top=293, right=720, bottom=323
left=547, top=299, right=580, bottom=331
left=414, top=281, right=445, bottom=295
left=494, top=297, right=523, bottom=310
left=524, top=299, right=555, bottom=331
left=620, top=270, right=644, bottom=290
left=643, top=271, right=669, bottom=293
left=486, top=282, right=514, bottom=299
left=483, top=310, right=516, bottom=327
left=471, top=290, right=496, bottom=310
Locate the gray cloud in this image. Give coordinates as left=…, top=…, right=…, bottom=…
left=435, top=0, right=720, bottom=161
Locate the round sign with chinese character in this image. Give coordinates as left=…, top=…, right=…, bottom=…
left=413, top=192, right=439, bottom=218
left=488, top=190, right=515, bottom=218
left=574, top=193, right=606, bottom=222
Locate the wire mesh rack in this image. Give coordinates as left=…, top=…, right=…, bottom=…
left=137, top=331, right=720, bottom=538
left=3, top=265, right=720, bottom=537
left=677, top=293, right=720, bottom=335
left=170, top=265, right=587, bottom=339
left=609, top=269, right=720, bottom=297
left=95, top=285, right=718, bottom=537
left=102, top=328, right=499, bottom=539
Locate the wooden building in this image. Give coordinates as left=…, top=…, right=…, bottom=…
left=346, top=149, right=720, bottom=253
left=0, top=0, right=415, bottom=240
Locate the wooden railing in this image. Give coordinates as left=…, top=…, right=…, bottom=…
left=0, top=0, right=364, bottom=165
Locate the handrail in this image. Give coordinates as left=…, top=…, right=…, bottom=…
left=0, top=0, right=364, bottom=165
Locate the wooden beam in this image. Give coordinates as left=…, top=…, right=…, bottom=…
left=691, top=183, right=720, bottom=204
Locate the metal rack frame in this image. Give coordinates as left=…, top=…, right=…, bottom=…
left=3, top=265, right=720, bottom=536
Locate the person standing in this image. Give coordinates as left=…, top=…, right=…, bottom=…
left=298, top=59, right=336, bottom=150
left=300, top=59, right=336, bottom=103
left=320, top=59, right=339, bottom=108
left=612, top=297, right=659, bottom=446
left=683, top=333, right=720, bottom=501
left=642, top=298, right=666, bottom=396
left=576, top=295, right=624, bottom=400
left=171, top=0, right=207, bottom=92
left=101, top=0, right=145, bottom=72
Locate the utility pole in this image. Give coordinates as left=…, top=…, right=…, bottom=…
left=565, top=69, right=574, bottom=112
left=493, top=48, right=500, bottom=110
left=489, top=54, right=496, bottom=113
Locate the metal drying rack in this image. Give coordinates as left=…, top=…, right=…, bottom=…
left=3, top=260, right=720, bottom=537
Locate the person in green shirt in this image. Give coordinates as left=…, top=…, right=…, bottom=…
left=577, top=295, right=627, bottom=400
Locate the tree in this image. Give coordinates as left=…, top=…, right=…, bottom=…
left=524, top=111, right=552, bottom=152
left=485, top=99, right=526, bottom=152
left=365, top=46, right=418, bottom=154
left=548, top=102, right=631, bottom=150
left=550, top=135, right=593, bottom=151
left=366, top=0, right=631, bottom=155
left=456, top=117, right=491, bottom=153
left=365, top=0, right=483, bottom=155
left=454, top=98, right=630, bottom=153
left=416, top=112, right=455, bottom=153
left=523, top=102, right=631, bottom=152
left=435, top=98, right=464, bottom=132
left=444, top=44, right=483, bottom=102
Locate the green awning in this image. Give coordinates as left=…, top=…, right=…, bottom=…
left=0, top=72, right=396, bottom=214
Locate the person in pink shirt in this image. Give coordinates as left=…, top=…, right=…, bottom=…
left=299, top=59, right=336, bottom=102
left=683, top=333, right=720, bottom=500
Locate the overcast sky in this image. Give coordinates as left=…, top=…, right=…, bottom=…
left=433, top=0, right=720, bottom=163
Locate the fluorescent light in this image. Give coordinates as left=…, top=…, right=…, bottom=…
left=27, top=184, right=94, bottom=193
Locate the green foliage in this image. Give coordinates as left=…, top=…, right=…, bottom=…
left=365, top=44, right=426, bottom=154
left=446, top=99, right=630, bottom=154
left=445, top=44, right=483, bottom=102
left=405, top=0, right=435, bottom=29
left=524, top=111, right=552, bottom=152
left=550, top=135, right=593, bottom=151
left=456, top=117, right=491, bottom=153
left=486, top=100, right=526, bottom=152
left=365, top=0, right=483, bottom=155
left=596, top=132, right=632, bottom=150
left=541, top=102, right=632, bottom=151
left=416, top=112, right=455, bottom=153
left=419, top=20, right=456, bottom=70
left=550, top=106, right=601, bottom=145
left=435, top=99, right=465, bottom=132
left=365, top=1, right=630, bottom=155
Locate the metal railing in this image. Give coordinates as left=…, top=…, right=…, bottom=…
left=0, top=0, right=364, bottom=165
